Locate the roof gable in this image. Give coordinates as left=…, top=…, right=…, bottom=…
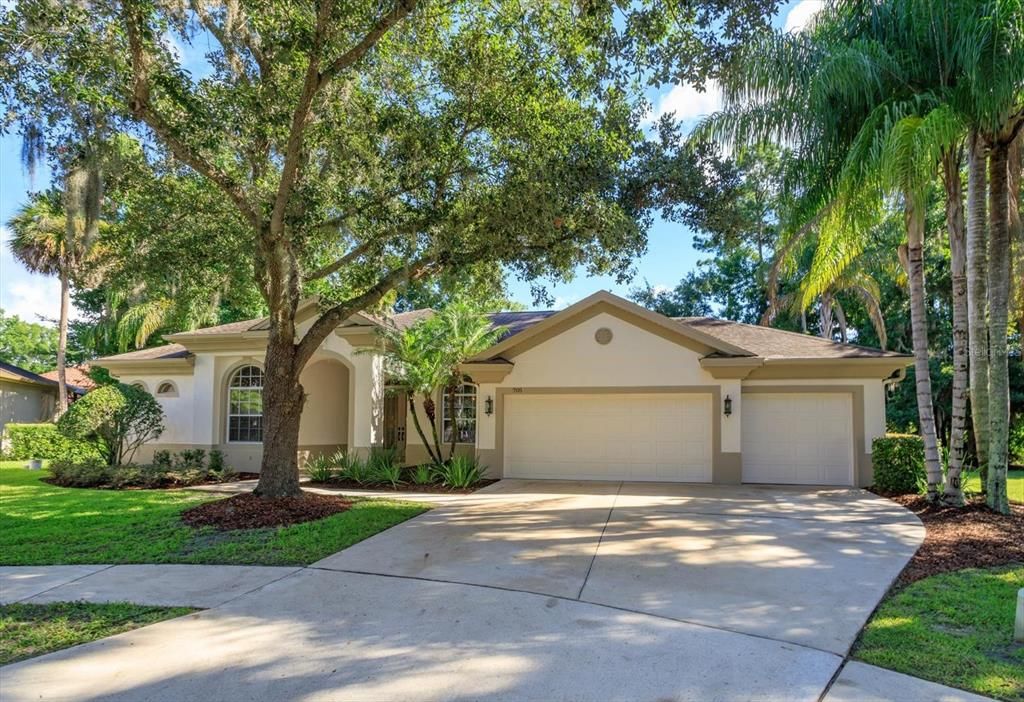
left=471, top=291, right=753, bottom=361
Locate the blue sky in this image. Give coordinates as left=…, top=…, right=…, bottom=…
left=0, top=1, right=818, bottom=323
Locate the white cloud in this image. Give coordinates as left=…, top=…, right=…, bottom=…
left=784, top=0, right=824, bottom=33
left=0, top=226, right=77, bottom=324
left=646, top=80, right=723, bottom=126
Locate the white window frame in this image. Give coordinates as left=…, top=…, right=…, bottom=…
left=441, top=380, right=477, bottom=445
left=227, top=365, right=264, bottom=444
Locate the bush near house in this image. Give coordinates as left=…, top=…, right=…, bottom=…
left=57, top=384, right=164, bottom=466
left=872, top=434, right=925, bottom=494
left=2, top=423, right=103, bottom=463
left=49, top=449, right=236, bottom=490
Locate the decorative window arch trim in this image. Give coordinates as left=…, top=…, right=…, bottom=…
left=226, top=364, right=265, bottom=444
left=129, top=381, right=148, bottom=392
left=155, top=380, right=178, bottom=397
left=441, top=378, right=478, bottom=445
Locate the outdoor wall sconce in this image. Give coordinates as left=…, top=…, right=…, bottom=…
left=723, top=395, right=733, bottom=417
left=485, top=396, right=494, bottom=416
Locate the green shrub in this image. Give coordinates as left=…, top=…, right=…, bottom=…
left=49, top=458, right=113, bottom=487
left=175, top=449, right=206, bottom=470
left=3, top=423, right=104, bottom=463
left=58, top=384, right=164, bottom=465
left=434, top=454, right=483, bottom=489
left=367, top=448, right=403, bottom=487
left=304, top=454, right=335, bottom=483
left=408, top=464, right=435, bottom=486
left=873, top=434, right=925, bottom=494
left=335, top=451, right=373, bottom=485
left=152, top=450, right=173, bottom=469
left=208, top=449, right=225, bottom=473
left=48, top=460, right=216, bottom=489
left=1010, top=415, right=1024, bottom=465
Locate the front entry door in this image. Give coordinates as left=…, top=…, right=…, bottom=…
left=383, top=391, right=407, bottom=462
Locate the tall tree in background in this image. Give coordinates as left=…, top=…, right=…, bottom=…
left=5, top=191, right=99, bottom=411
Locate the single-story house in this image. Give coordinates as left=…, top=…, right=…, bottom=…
left=0, top=360, right=86, bottom=435
left=94, top=291, right=910, bottom=486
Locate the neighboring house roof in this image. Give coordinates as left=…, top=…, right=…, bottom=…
left=0, top=359, right=86, bottom=394
left=40, top=365, right=98, bottom=391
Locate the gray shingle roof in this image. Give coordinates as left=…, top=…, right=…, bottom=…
left=677, top=317, right=905, bottom=359
left=96, top=344, right=193, bottom=362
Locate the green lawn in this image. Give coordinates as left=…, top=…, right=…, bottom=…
left=854, top=565, right=1024, bottom=702
left=0, top=601, right=196, bottom=665
left=962, top=469, right=1024, bottom=504
left=0, top=462, right=429, bottom=566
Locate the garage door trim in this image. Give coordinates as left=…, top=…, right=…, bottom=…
left=494, top=385, right=722, bottom=481
left=741, top=385, right=867, bottom=486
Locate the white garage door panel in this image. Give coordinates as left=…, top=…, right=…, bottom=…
left=504, top=394, right=712, bottom=482
left=742, top=393, right=854, bottom=486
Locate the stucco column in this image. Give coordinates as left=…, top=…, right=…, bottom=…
left=191, top=354, right=217, bottom=447
left=719, top=380, right=742, bottom=453
left=348, top=348, right=384, bottom=453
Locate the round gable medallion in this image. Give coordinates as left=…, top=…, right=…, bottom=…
left=594, top=327, right=613, bottom=345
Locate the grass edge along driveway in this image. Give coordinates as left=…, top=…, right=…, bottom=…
left=854, top=564, right=1024, bottom=702
left=0, top=601, right=197, bottom=665
left=0, top=463, right=429, bottom=566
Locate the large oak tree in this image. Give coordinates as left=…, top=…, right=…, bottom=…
left=3, top=0, right=776, bottom=497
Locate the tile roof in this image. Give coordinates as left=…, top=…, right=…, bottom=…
left=677, top=317, right=905, bottom=359
left=40, top=365, right=97, bottom=391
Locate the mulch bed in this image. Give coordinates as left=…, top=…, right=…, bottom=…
left=885, top=495, right=1024, bottom=586
left=305, top=479, right=498, bottom=494
left=181, top=491, right=352, bottom=530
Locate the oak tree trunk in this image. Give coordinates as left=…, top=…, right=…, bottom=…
left=966, top=133, right=990, bottom=483
left=943, top=149, right=968, bottom=505
left=903, top=200, right=943, bottom=500
left=986, top=144, right=1011, bottom=515
left=56, top=269, right=70, bottom=414
left=254, top=318, right=306, bottom=497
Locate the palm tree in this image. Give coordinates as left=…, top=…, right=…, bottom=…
left=374, top=302, right=503, bottom=465
left=6, top=191, right=87, bottom=412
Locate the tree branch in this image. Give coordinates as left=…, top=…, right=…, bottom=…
left=296, top=255, right=437, bottom=368
left=305, top=240, right=375, bottom=280
left=318, top=0, right=418, bottom=87
left=120, top=4, right=261, bottom=230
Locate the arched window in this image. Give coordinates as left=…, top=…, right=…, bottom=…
left=441, top=380, right=477, bottom=444
left=227, top=365, right=264, bottom=443
left=156, top=381, right=177, bottom=397
left=130, top=381, right=147, bottom=392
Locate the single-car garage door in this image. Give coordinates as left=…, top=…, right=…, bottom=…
left=504, top=393, right=712, bottom=482
left=742, top=393, right=854, bottom=485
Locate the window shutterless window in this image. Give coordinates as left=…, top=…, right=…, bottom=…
left=442, top=382, right=477, bottom=444
left=227, top=365, right=263, bottom=443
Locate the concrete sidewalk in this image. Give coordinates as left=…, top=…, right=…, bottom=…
left=0, top=564, right=299, bottom=607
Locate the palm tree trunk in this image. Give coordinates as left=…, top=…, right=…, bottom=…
left=1009, top=133, right=1022, bottom=334
left=408, top=395, right=441, bottom=465
left=986, top=143, right=1011, bottom=515
left=966, top=132, right=990, bottom=483
left=903, top=200, right=943, bottom=500
left=942, top=148, right=968, bottom=505
left=56, top=269, right=70, bottom=414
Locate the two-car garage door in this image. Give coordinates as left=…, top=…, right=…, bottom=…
left=504, top=393, right=712, bottom=482
left=502, top=391, right=856, bottom=486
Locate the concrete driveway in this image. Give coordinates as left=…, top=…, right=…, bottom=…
left=1, top=480, right=926, bottom=702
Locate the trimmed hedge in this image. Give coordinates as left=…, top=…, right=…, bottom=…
left=872, top=433, right=925, bottom=494
left=3, top=423, right=104, bottom=463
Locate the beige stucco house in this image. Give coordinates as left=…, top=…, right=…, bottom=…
left=94, top=291, right=909, bottom=486
left=0, top=361, right=65, bottom=436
